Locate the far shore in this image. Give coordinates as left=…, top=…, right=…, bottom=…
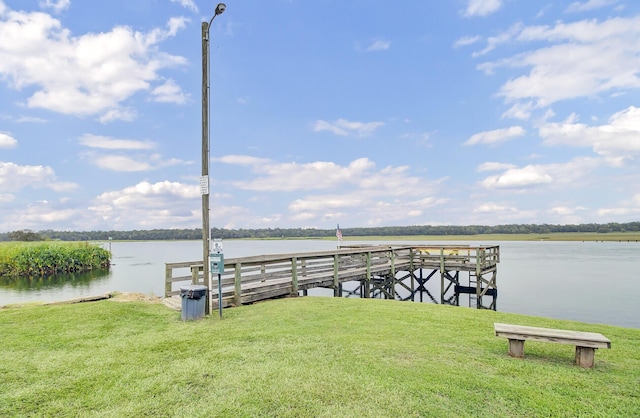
left=304, top=232, right=640, bottom=242
left=89, top=232, right=640, bottom=243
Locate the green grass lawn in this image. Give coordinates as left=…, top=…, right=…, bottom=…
left=1, top=297, right=639, bottom=417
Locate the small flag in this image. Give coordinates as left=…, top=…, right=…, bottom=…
left=336, top=224, right=343, bottom=241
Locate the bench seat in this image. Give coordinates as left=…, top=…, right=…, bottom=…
left=494, top=323, right=611, bottom=368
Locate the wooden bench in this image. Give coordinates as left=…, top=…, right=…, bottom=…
left=494, top=323, right=611, bottom=368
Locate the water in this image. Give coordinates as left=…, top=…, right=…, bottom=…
left=1, top=240, right=638, bottom=329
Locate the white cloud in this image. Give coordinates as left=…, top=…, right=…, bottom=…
left=549, top=206, right=585, bottom=215
left=453, top=35, right=481, bottom=48
left=219, top=156, right=434, bottom=199
left=289, top=195, right=365, bottom=212
left=15, top=116, right=47, bottom=123
left=85, top=152, right=185, bottom=172
left=39, top=0, right=70, bottom=13
left=539, top=106, right=640, bottom=160
left=0, top=201, right=86, bottom=231
left=0, top=161, right=77, bottom=192
left=218, top=155, right=271, bottom=166
left=224, top=157, right=376, bottom=192
left=0, top=6, right=188, bottom=121
left=236, top=97, right=249, bottom=105
left=477, top=16, right=640, bottom=107
left=365, top=39, right=391, bottom=52
left=220, top=155, right=446, bottom=224
left=502, top=102, right=534, bottom=120
left=473, top=202, right=517, bottom=213
left=481, top=165, right=553, bottom=190
left=476, top=162, right=517, bottom=172
left=480, top=157, right=600, bottom=191
left=99, top=108, right=138, bottom=124
left=170, top=0, right=198, bottom=13
left=463, top=0, right=502, bottom=17
left=566, top=0, right=618, bottom=13
left=313, top=119, right=385, bottom=137
left=465, top=126, right=525, bottom=146
left=0, top=132, right=17, bottom=148
left=93, top=155, right=152, bottom=172
left=90, top=181, right=200, bottom=229
left=79, top=134, right=156, bottom=150
left=78, top=134, right=184, bottom=172
left=151, top=79, right=189, bottom=104
left=597, top=194, right=640, bottom=219
left=472, top=23, right=524, bottom=58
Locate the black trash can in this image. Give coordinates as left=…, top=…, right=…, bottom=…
left=180, top=285, right=207, bottom=321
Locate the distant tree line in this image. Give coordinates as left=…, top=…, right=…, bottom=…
left=1, top=222, right=639, bottom=242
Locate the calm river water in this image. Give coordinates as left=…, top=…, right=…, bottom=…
left=1, top=240, right=638, bottom=329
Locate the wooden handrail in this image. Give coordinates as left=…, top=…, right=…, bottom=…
left=164, top=245, right=500, bottom=305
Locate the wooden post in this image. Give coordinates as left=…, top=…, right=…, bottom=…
left=508, top=339, right=525, bottom=358
left=164, top=264, right=172, bottom=298
left=192, top=265, right=200, bottom=285
left=390, top=248, right=396, bottom=283
left=201, top=21, right=211, bottom=316
left=575, top=346, right=596, bottom=368
left=234, top=263, right=242, bottom=307
left=409, top=249, right=416, bottom=300
left=364, top=252, right=371, bottom=298
left=475, top=251, right=482, bottom=309
left=333, top=255, right=339, bottom=297
left=291, top=257, right=298, bottom=296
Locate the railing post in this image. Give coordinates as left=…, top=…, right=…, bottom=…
left=164, top=264, right=172, bottom=298
left=192, top=265, right=200, bottom=285
left=409, top=248, right=415, bottom=298
left=291, top=257, right=298, bottom=296
left=364, top=252, right=371, bottom=298
left=388, top=249, right=394, bottom=275
left=234, top=263, right=242, bottom=307
left=333, top=255, right=340, bottom=297
left=440, top=248, right=445, bottom=304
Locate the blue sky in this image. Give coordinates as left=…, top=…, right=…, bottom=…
left=1, top=0, right=640, bottom=232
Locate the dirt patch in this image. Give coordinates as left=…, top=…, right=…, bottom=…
left=110, top=292, right=162, bottom=303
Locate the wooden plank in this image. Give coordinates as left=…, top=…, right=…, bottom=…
left=494, top=323, right=611, bottom=349
left=166, top=275, right=195, bottom=283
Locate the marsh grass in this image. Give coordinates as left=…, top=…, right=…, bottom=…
left=0, top=241, right=110, bottom=277
left=1, top=297, right=639, bottom=417
left=326, top=232, right=640, bottom=242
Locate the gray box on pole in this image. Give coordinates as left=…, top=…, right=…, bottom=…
left=180, top=284, right=207, bottom=321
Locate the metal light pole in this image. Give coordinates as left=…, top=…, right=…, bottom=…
left=202, top=2, right=226, bottom=315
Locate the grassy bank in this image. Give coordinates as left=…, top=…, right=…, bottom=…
left=1, top=297, right=638, bottom=417
left=0, top=241, right=110, bottom=277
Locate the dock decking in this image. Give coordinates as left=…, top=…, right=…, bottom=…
left=164, top=244, right=499, bottom=312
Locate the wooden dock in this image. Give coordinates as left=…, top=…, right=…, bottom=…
left=164, top=244, right=499, bottom=311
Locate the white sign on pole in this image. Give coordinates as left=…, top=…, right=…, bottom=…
left=199, top=175, right=209, bottom=195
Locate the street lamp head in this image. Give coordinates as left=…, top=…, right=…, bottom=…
left=215, top=3, right=226, bottom=15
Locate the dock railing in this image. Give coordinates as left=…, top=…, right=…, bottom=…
left=164, top=244, right=500, bottom=307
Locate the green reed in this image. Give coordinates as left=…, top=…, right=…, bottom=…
left=0, top=242, right=111, bottom=277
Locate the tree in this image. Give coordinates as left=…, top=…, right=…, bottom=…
left=9, top=229, right=43, bottom=241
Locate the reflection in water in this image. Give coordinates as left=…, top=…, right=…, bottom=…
left=0, top=269, right=110, bottom=292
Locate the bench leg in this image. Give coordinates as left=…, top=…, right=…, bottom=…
left=575, top=346, right=596, bottom=368
left=507, top=339, right=525, bottom=358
